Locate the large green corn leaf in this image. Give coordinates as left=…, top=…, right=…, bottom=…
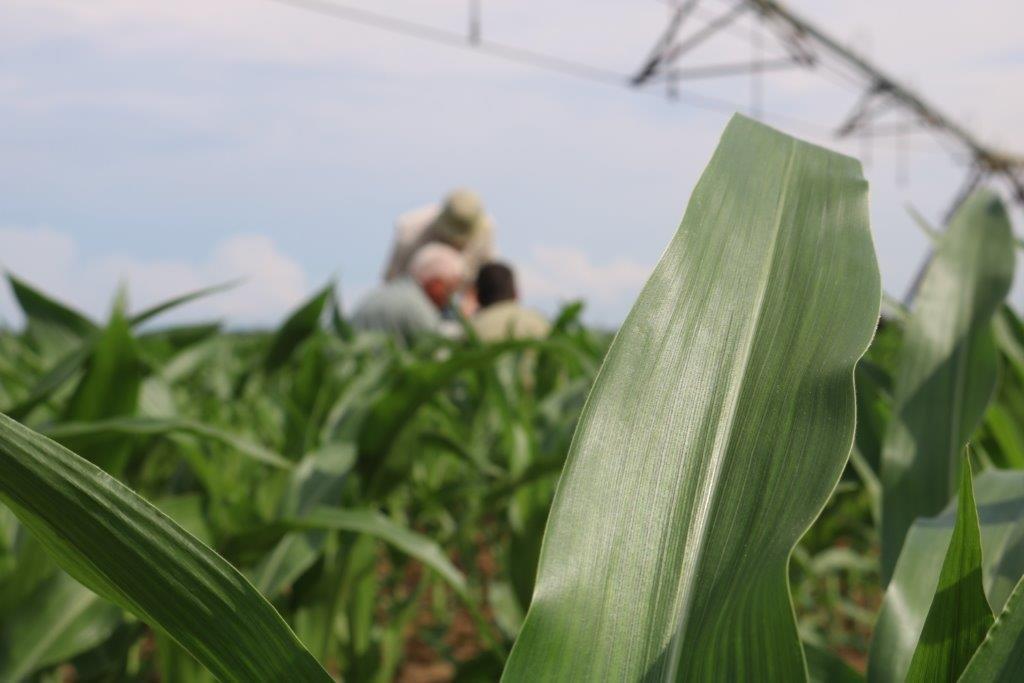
left=154, top=494, right=214, bottom=545
left=904, top=461, right=992, bottom=681
left=869, top=469, right=1024, bottom=681
left=880, top=192, right=1015, bottom=581
left=0, top=412, right=329, bottom=682
left=960, top=574, right=1024, bottom=681
left=502, top=115, right=880, bottom=680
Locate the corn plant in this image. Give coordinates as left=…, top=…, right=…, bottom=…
left=0, top=114, right=1022, bottom=681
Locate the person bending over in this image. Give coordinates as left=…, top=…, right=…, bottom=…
left=383, top=188, right=496, bottom=286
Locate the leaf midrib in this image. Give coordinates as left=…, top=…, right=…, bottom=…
left=665, top=137, right=799, bottom=676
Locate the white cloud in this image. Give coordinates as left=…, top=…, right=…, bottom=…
left=0, top=228, right=78, bottom=299
left=518, top=245, right=651, bottom=323
left=0, top=228, right=309, bottom=326
left=0, top=0, right=1021, bottom=324
left=5, top=0, right=1019, bottom=161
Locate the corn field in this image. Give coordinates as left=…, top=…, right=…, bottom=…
left=1, top=116, right=1023, bottom=681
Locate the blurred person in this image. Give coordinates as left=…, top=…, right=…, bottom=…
left=383, top=189, right=496, bottom=287
left=353, top=243, right=465, bottom=342
left=471, top=262, right=550, bottom=342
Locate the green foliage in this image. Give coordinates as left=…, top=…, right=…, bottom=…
left=7, top=273, right=96, bottom=356
left=0, top=264, right=606, bottom=679
left=869, top=469, right=1024, bottom=681
left=0, top=412, right=330, bottom=682
left=0, top=118, right=1021, bottom=682
left=504, top=115, right=880, bottom=680
left=0, top=572, right=121, bottom=681
left=960, top=574, right=1024, bottom=681
left=905, top=461, right=992, bottom=681
left=880, top=191, right=1016, bottom=581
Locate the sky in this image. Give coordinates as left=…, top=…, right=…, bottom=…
left=1, top=0, right=1022, bottom=328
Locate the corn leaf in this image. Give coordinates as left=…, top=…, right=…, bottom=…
left=250, top=530, right=327, bottom=600
left=0, top=412, right=330, bottom=682
left=805, top=644, right=863, bottom=683
left=995, top=307, right=1024, bottom=378
left=251, top=445, right=355, bottom=597
left=904, top=461, right=993, bottom=681
left=869, top=469, right=1024, bottom=681
left=42, top=416, right=294, bottom=470
left=981, top=307, right=1024, bottom=468
left=0, top=532, right=56, bottom=615
left=960, top=573, right=1024, bottom=681
left=153, top=494, right=214, bottom=546
left=263, top=284, right=333, bottom=373
left=130, top=279, right=239, bottom=327
left=5, top=344, right=93, bottom=420
left=5, top=273, right=96, bottom=355
left=502, top=115, right=880, bottom=680
left=58, top=295, right=144, bottom=474
left=287, top=507, right=467, bottom=597
left=880, top=192, right=1015, bottom=581
left=288, top=508, right=505, bottom=659
left=329, top=281, right=354, bottom=341
left=357, top=339, right=550, bottom=485
left=61, top=296, right=142, bottom=425
left=0, top=572, right=121, bottom=681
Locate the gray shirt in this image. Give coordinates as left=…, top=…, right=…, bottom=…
left=351, top=278, right=441, bottom=342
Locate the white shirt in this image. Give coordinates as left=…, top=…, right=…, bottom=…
left=383, top=204, right=496, bottom=283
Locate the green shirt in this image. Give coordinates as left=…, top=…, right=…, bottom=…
left=352, top=278, right=440, bottom=342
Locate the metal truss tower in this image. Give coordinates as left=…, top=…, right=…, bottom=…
left=631, top=0, right=1024, bottom=219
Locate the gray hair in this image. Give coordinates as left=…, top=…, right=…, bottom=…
left=409, top=243, right=466, bottom=284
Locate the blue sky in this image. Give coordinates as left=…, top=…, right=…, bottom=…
left=1, top=0, right=1022, bottom=326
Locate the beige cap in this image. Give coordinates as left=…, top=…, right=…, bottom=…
left=430, top=189, right=487, bottom=248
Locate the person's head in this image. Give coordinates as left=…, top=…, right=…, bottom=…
left=430, top=189, right=487, bottom=249
left=409, top=243, right=465, bottom=309
left=476, top=262, right=517, bottom=308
